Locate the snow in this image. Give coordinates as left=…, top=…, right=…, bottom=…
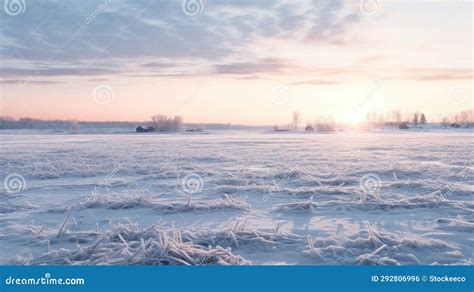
left=0, top=130, right=472, bottom=265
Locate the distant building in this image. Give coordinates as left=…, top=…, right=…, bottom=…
left=399, top=123, right=409, bottom=130
left=186, top=127, right=204, bottom=132
left=136, top=126, right=155, bottom=133
left=273, top=125, right=290, bottom=132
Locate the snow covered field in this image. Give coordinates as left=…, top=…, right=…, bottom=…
left=0, top=130, right=472, bottom=265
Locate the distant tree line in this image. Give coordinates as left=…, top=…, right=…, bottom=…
left=274, top=111, right=336, bottom=132
left=439, top=110, right=474, bottom=128
left=275, top=109, right=474, bottom=132
left=363, top=110, right=472, bottom=129
left=364, top=110, right=428, bottom=129
left=0, top=116, right=80, bottom=130
left=0, top=116, right=271, bottom=131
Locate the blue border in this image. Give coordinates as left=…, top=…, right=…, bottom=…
left=0, top=266, right=472, bottom=291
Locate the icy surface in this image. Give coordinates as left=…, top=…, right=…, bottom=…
left=0, top=130, right=472, bottom=265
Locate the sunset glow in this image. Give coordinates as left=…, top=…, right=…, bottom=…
left=0, top=0, right=472, bottom=124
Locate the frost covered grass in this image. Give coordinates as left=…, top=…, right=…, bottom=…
left=274, top=195, right=318, bottom=214
left=0, top=131, right=472, bottom=265
left=27, top=218, right=301, bottom=265
left=48, top=193, right=249, bottom=214
left=275, top=190, right=474, bottom=214
left=304, top=222, right=469, bottom=265
left=189, top=219, right=303, bottom=251
left=32, top=221, right=250, bottom=265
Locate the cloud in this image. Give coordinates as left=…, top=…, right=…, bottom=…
left=0, top=79, right=60, bottom=84
left=140, top=62, right=178, bottom=69
left=305, top=0, right=360, bottom=43
left=0, top=0, right=362, bottom=78
left=399, top=68, right=473, bottom=81
left=290, top=79, right=338, bottom=85
left=214, top=58, right=288, bottom=75
left=0, top=67, right=119, bottom=78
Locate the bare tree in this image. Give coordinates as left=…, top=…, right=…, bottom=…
left=453, top=114, right=460, bottom=123
left=441, top=117, right=450, bottom=128
left=174, top=116, right=184, bottom=131
left=67, top=121, right=80, bottom=134
left=391, top=110, right=402, bottom=128
left=292, top=111, right=302, bottom=131
left=413, top=112, right=419, bottom=127
left=377, top=115, right=385, bottom=131
left=396, top=110, right=402, bottom=125
left=459, top=111, right=469, bottom=125
left=314, top=116, right=335, bottom=132
left=150, top=114, right=183, bottom=132
left=420, top=113, right=427, bottom=124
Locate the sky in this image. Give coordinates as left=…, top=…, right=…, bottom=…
left=0, top=0, right=472, bottom=125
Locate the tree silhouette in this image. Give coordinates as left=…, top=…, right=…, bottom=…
left=413, top=112, right=419, bottom=127
left=420, top=113, right=427, bottom=124
left=292, top=111, right=302, bottom=131
left=441, top=117, right=450, bottom=128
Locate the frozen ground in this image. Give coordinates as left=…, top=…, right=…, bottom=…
left=0, top=130, right=472, bottom=265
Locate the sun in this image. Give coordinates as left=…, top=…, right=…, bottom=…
left=349, top=113, right=365, bottom=125
left=347, top=111, right=367, bottom=125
